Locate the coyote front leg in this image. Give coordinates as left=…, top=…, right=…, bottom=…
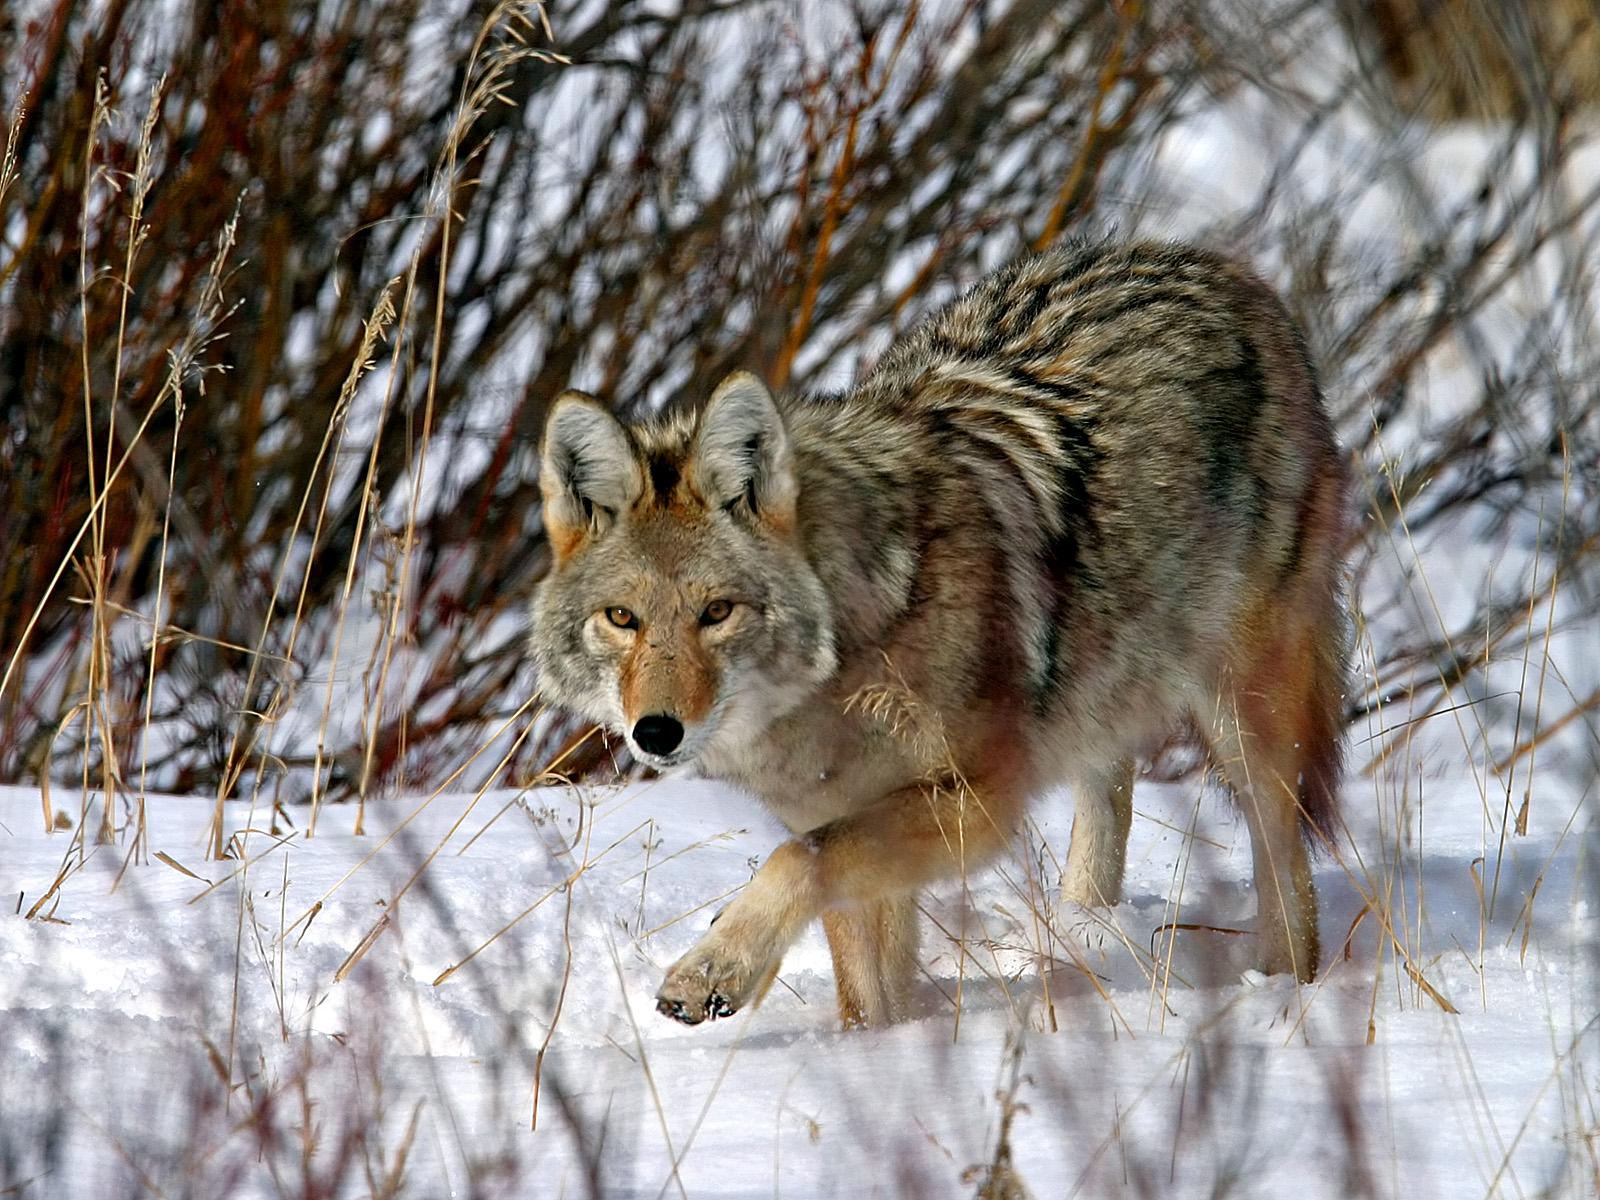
left=655, top=777, right=1023, bottom=1025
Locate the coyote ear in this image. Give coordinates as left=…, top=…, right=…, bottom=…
left=540, top=391, right=642, bottom=561
left=694, top=372, right=796, bottom=532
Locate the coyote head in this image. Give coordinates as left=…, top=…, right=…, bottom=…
left=530, top=373, right=837, bottom=769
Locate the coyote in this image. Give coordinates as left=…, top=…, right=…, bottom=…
left=531, top=240, right=1349, bottom=1028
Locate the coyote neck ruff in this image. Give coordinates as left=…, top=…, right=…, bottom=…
left=530, top=240, right=1350, bottom=1029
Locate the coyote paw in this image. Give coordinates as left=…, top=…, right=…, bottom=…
left=655, top=935, right=775, bottom=1025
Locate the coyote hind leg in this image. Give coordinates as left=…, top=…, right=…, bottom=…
left=822, top=895, right=920, bottom=1028
left=1212, top=707, right=1317, bottom=980
left=1061, top=757, right=1136, bottom=907
left=1210, top=601, right=1344, bottom=982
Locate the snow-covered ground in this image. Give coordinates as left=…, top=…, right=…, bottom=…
left=2, top=743, right=1593, bottom=1197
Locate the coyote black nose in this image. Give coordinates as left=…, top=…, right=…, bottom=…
left=632, top=714, right=684, bottom=757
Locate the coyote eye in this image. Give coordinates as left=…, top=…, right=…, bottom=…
left=700, top=599, right=733, bottom=626
left=604, top=606, right=639, bottom=630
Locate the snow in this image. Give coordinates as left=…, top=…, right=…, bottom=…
left=2, top=753, right=1593, bottom=1197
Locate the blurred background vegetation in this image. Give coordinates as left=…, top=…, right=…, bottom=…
left=1, top=0, right=1596, bottom=818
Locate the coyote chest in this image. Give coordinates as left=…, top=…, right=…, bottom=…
left=698, top=700, right=913, bottom=833
left=530, top=239, right=1349, bottom=1028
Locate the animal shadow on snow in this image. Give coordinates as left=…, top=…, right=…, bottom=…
left=893, top=830, right=1579, bottom=1027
